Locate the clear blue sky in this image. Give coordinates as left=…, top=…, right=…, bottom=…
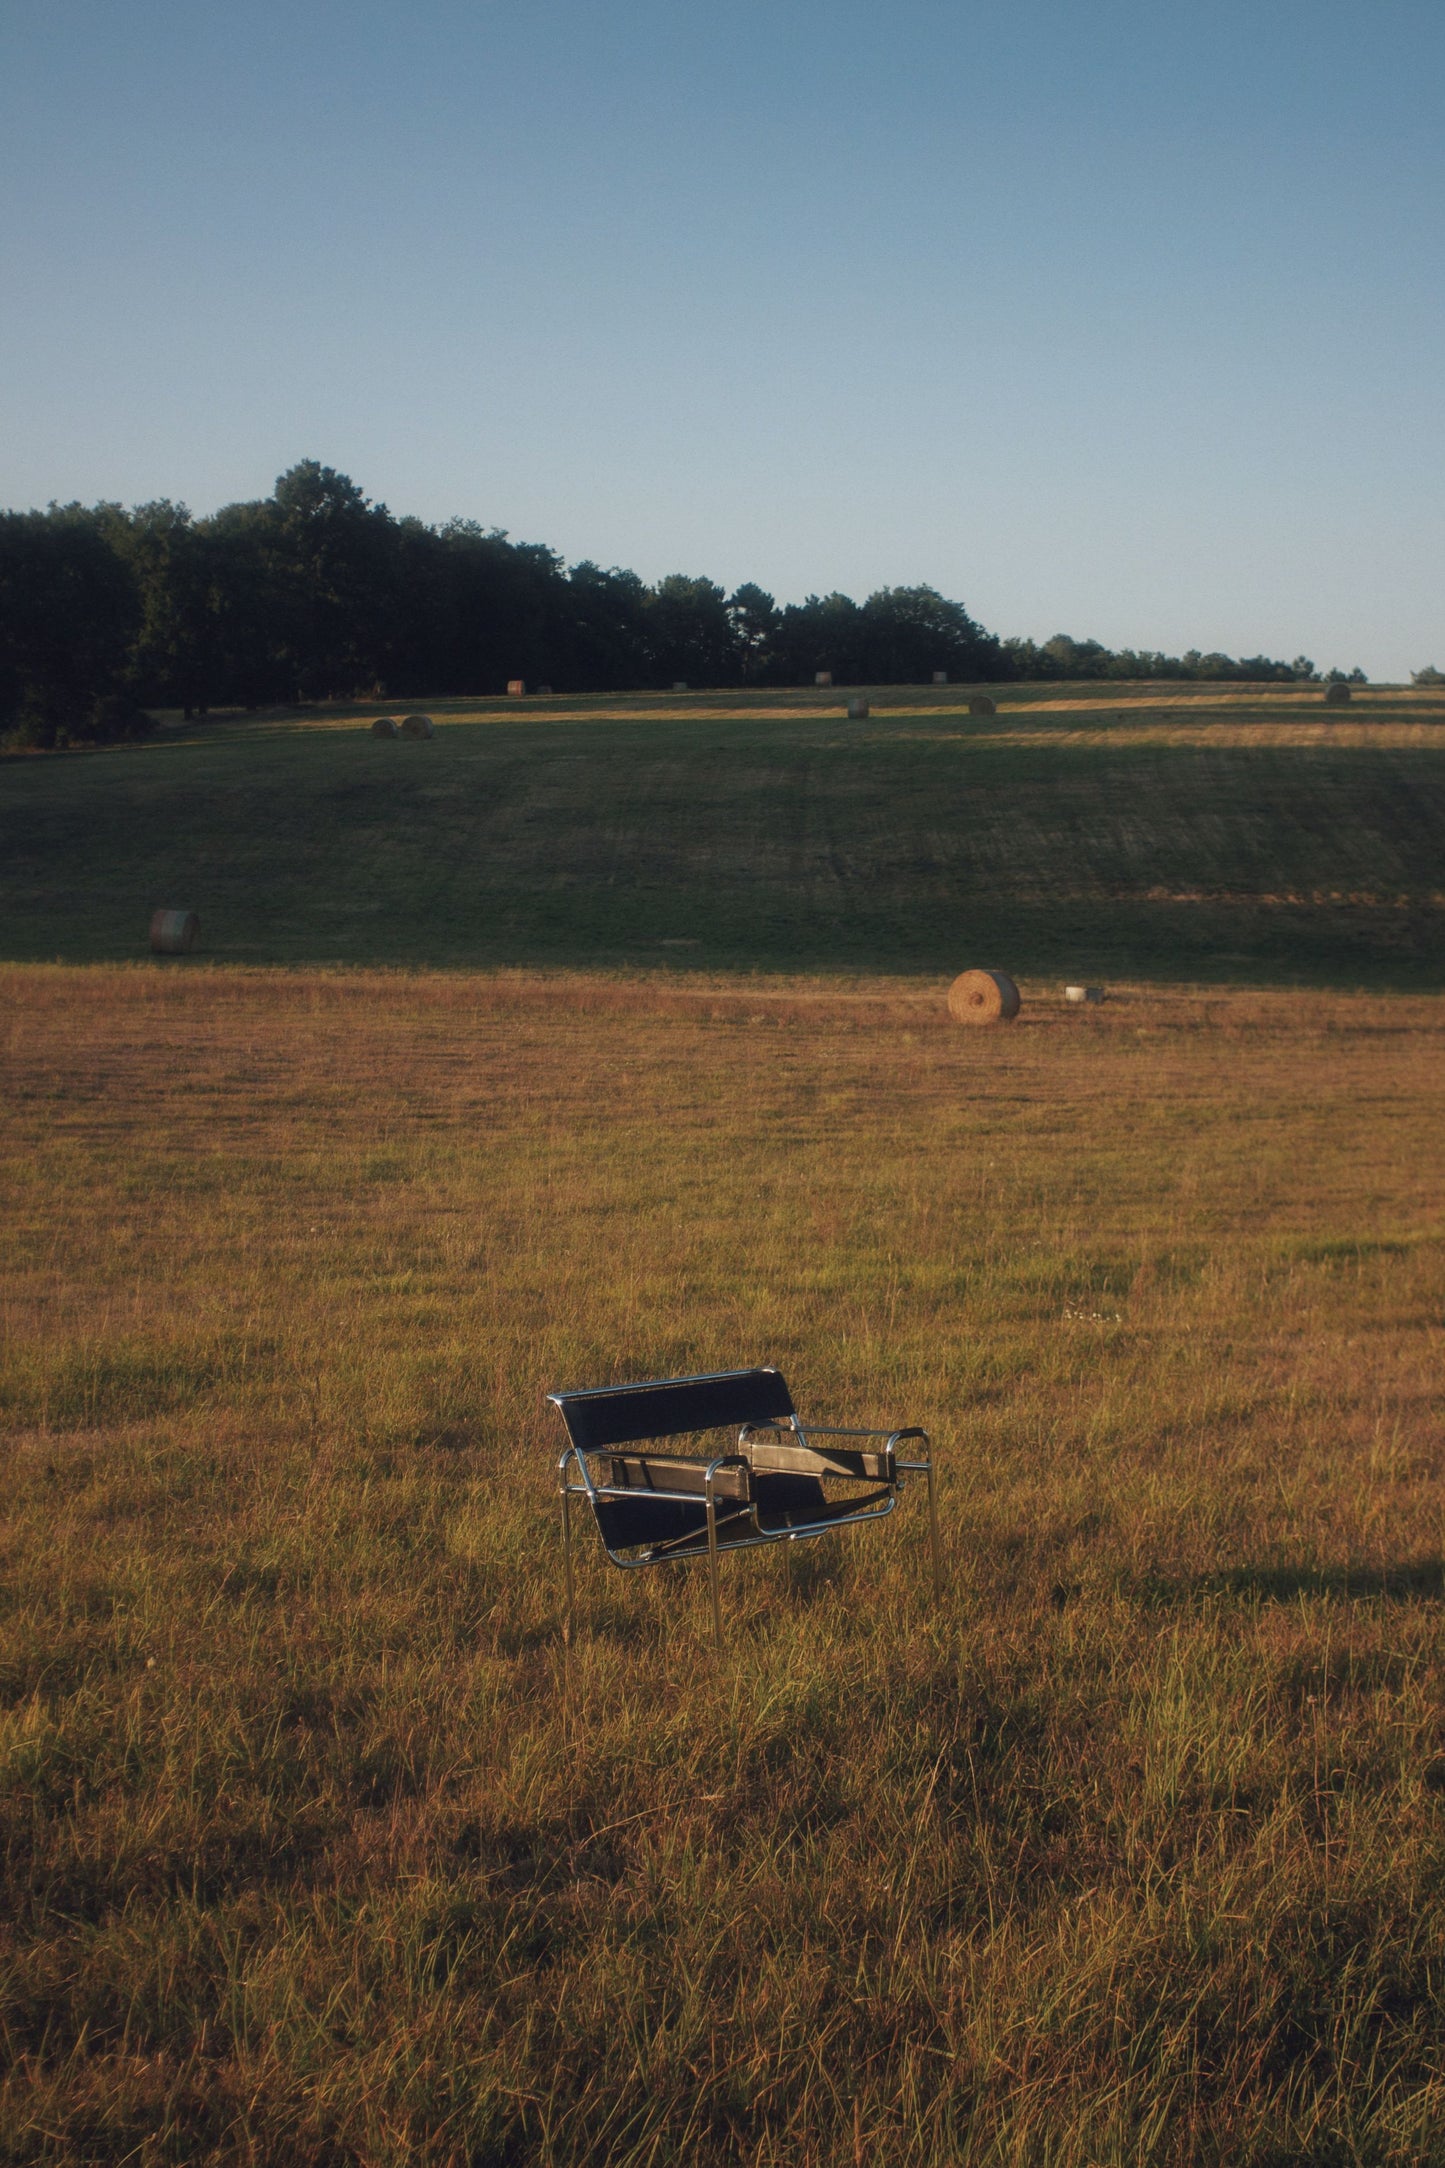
left=2, top=0, right=1441, bottom=677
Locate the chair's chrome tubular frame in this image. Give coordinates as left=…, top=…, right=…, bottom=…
left=558, top=1441, right=754, bottom=1649
left=741, top=1417, right=940, bottom=1596
left=558, top=1416, right=941, bottom=1646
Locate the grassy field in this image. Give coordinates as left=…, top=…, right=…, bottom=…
left=3, top=682, right=1443, bottom=984
left=3, top=963, right=1443, bottom=2163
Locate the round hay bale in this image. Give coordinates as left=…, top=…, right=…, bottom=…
left=150, top=908, right=198, bottom=956
left=1064, top=985, right=1104, bottom=1005
left=370, top=716, right=398, bottom=737
left=401, top=713, right=435, bottom=740
left=933, top=671, right=948, bottom=685
left=967, top=695, right=996, bottom=717
left=672, top=680, right=688, bottom=692
left=847, top=696, right=870, bottom=719
left=815, top=671, right=833, bottom=687
left=507, top=679, right=526, bottom=696
left=537, top=683, right=553, bottom=696
left=948, top=969, right=1020, bottom=1025
left=1323, top=681, right=1351, bottom=705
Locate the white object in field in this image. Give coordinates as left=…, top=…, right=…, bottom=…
left=1064, top=985, right=1104, bottom=1004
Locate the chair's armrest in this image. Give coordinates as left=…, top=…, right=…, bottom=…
left=703, top=1452, right=753, bottom=1505
left=786, top=1423, right=928, bottom=1445
left=885, top=1428, right=932, bottom=1472
left=741, top=1421, right=930, bottom=1484
left=563, top=1445, right=753, bottom=1508
left=742, top=1435, right=896, bottom=1484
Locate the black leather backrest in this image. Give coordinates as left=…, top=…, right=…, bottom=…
left=548, top=1367, right=794, bottom=1451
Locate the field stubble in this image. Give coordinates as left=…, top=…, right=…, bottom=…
left=1, top=965, right=1443, bottom=2164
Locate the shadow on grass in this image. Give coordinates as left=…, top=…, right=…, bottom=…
left=1136, top=1561, right=1445, bottom=1606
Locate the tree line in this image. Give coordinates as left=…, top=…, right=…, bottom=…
left=0, top=460, right=1361, bottom=746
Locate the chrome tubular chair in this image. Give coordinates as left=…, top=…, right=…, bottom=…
left=548, top=1367, right=940, bottom=1649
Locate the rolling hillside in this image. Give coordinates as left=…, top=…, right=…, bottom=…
left=4, top=683, right=1442, bottom=984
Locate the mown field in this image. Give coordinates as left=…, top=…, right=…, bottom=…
left=3, top=964, right=1443, bottom=2164
left=2, top=682, right=1443, bottom=984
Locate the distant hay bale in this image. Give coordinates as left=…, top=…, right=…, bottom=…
left=537, top=683, right=553, bottom=696
left=847, top=696, right=870, bottom=719
left=507, top=679, right=526, bottom=696
left=948, top=969, right=1020, bottom=1025
left=672, top=680, right=688, bottom=692
left=401, top=714, right=435, bottom=739
left=1323, top=682, right=1351, bottom=705
left=150, top=909, right=198, bottom=956
left=370, top=716, right=398, bottom=738
left=815, top=671, right=833, bottom=687
left=967, top=695, right=996, bottom=717
left=1064, top=985, right=1104, bottom=1005
left=933, top=671, right=948, bottom=685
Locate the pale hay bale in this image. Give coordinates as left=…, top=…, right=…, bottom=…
left=847, top=697, right=869, bottom=719
left=948, top=969, right=1021, bottom=1024
left=370, top=716, right=399, bottom=738
left=933, top=671, right=948, bottom=684
left=967, top=695, right=996, bottom=717
left=1323, top=682, right=1352, bottom=705
left=150, top=909, right=199, bottom=956
left=401, top=714, right=435, bottom=740
left=507, top=679, right=526, bottom=696
left=815, top=671, right=833, bottom=687
left=1064, top=985, right=1104, bottom=1004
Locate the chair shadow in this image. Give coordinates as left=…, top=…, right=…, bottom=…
left=779, top=1541, right=846, bottom=1606
left=1139, top=1560, right=1445, bottom=1606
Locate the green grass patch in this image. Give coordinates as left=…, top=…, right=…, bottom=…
left=2, top=685, right=1442, bottom=984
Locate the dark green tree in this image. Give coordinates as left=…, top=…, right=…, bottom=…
left=645, top=574, right=737, bottom=686
left=857, top=584, right=1003, bottom=683
left=100, top=499, right=219, bottom=712
left=0, top=505, right=140, bottom=742
left=264, top=462, right=400, bottom=698
left=564, top=562, right=652, bottom=690
left=727, top=583, right=779, bottom=681
left=774, top=592, right=864, bottom=684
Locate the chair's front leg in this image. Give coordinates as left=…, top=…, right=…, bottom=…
left=558, top=1447, right=577, bottom=1642
left=895, top=1433, right=942, bottom=1599
left=925, top=1455, right=942, bottom=1598
left=704, top=1468, right=723, bottom=1651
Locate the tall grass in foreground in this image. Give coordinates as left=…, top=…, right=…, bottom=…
left=1, top=966, right=1443, bottom=2165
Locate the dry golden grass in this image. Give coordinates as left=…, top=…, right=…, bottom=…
left=2, top=964, right=1444, bottom=2163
